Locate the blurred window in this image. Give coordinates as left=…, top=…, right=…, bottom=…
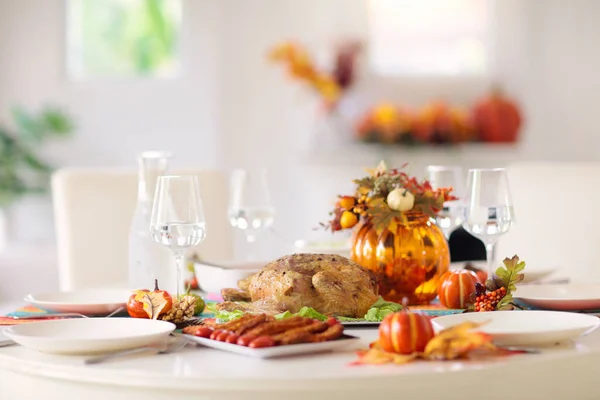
left=66, top=0, right=182, bottom=79
left=367, top=0, right=489, bottom=76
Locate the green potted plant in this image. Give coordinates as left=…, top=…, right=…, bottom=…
left=0, top=106, right=74, bottom=248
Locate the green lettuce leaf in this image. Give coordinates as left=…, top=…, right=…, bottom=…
left=209, top=297, right=401, bottom=324
left=274, top=307, right=327, bottom=321
left=274, top=310, right=293, bottom=320
left=213, top=309, right=245, bottom=323
left=363, top=297, right=403, bottom=322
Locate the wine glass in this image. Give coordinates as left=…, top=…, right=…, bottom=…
left=150, top=175, right=206, bottom=297
left=228, top=168, right=276, bottom=246
left=462, top=168, right=515, bottom=278
left=426, top=165, right=464, bottom=239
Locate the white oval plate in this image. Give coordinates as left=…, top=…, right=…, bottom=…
left=24, top=289, right=130, bottom=315
left=432, top=310, right=600, bottom=346
left=514, top=284, right=600, bottom=311
left=520, top=269, right=556, bottom=284
left=184, top=333, right=359, bottom=359
left=4, top=318, right=175, bottom=355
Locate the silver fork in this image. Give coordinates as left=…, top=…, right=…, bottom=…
left=84, top=335, right=192, bottom=365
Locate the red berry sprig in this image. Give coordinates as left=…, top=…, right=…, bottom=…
left=474, top=287, right=507, bottom=312
left=468, top=255, right=526, bottom=312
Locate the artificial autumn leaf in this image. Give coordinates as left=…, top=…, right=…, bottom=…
left=351, top=348, right=418, bottom=366
left=142, top=293, right=169, bottom=320
left=494, top=255, right=526, bottom=310
left=423, top=321, right=496, bottom=361
left=366, top=201, right=403, bottom=233
left=353, top=177, right=375, bottom=191
left=365, top=160, right=388, bottom=177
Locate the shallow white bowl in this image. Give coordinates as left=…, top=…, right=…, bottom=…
left=4, top=318, right=176, bottom=355
left=432, top=310, right=600, bottom=347
left=194, top=260, right=264, bottom=294
left=514, top=284, right=600, bottom=311
left=24, top=289, right=130, bottom=315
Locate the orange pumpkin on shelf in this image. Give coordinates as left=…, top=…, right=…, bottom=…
left=438, top=270, right=479, bottom=309
left=378, top=309, right=435, bottom=355
left=472, top=89, right=522, bottom=143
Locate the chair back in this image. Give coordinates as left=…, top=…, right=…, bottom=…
left=52, top=168, right=233, bottom=290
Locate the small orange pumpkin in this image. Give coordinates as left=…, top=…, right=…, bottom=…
left=378, top=309, right=435, bottom=355
left=438, top=269, right=479, bottom=309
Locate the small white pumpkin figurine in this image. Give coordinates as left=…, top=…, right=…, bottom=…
left=387, top=188, right=415, bottom=212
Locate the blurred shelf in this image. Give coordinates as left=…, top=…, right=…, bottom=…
left=301, top=141, right=525, bottom=168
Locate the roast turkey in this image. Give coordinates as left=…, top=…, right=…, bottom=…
left=217, top=253, right=379, bottom=318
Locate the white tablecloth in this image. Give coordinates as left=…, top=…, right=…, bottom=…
left=1, top=307, right=600, bottom=400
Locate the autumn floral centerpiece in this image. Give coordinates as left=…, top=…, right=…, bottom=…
left=324, top=161, right=456, bottom=305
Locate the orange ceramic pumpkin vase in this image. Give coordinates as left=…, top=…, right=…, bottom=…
left=351, top=212, right=450, bottom=305
left=379, top=310, right=435, bottom=355
left=438, top=269, right=479, bottom=309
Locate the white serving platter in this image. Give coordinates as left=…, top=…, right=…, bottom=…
left=24, top=289, right=130, bottom=315
left=3, top=318, right=175, bottom=355
left=514, top=284, right=600, bottom=311
left=183, top=334, right=360, bottom=359
left=432, top=310, right=600, bottom=347
left=339, top=321, right=380, bottom=327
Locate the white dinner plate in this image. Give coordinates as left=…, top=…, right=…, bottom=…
left=184, top=334, right=360, bottom=359
left=450, top=262, right=555, bottom=284
left=520, top=269, right=556, bottom=284
left=24, top=289, right=130, bottom=315
left=432, top=310, right=599, bottom=346
left=3, top=318, right=175, bottom=355
left=514, top=284, right=600, bottom=311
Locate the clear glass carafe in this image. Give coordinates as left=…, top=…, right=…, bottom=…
left=128, top=151, right=174, bottom=291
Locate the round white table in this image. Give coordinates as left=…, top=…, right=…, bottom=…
left=1, top=325, right=600, bottom=400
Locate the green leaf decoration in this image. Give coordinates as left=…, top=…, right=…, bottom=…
left=493, top=255, right=526, bottom=310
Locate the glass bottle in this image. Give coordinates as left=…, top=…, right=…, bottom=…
left=128, top=151, right=175, bottom=291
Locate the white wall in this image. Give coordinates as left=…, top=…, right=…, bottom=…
left=1, top=0, right=600, bottom=252
left=0, top=0, right=221, bottom=242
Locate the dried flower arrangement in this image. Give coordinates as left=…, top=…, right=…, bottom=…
left=268, top=41, right=361, bottom=111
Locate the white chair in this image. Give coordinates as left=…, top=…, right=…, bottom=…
left=495, top=162, right=600, bottom=283
left=52, top=168, right=233, bottom=291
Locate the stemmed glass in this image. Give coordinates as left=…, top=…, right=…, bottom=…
left=462, top=168, right=515, bottom=278
left=150, top=175, right=206, bottom=297
left=228, top=169, right=276, bottom=249
left=426, top=166, right=464, bottom=239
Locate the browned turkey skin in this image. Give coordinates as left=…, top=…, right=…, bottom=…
left=217, top=254, right=379, bottom=318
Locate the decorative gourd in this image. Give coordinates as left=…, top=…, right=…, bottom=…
left=378, top=307, right=435, bottom=354
left=472, top=89, right=522, bottom=143
left=438, top=270, right=479, bottom=309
